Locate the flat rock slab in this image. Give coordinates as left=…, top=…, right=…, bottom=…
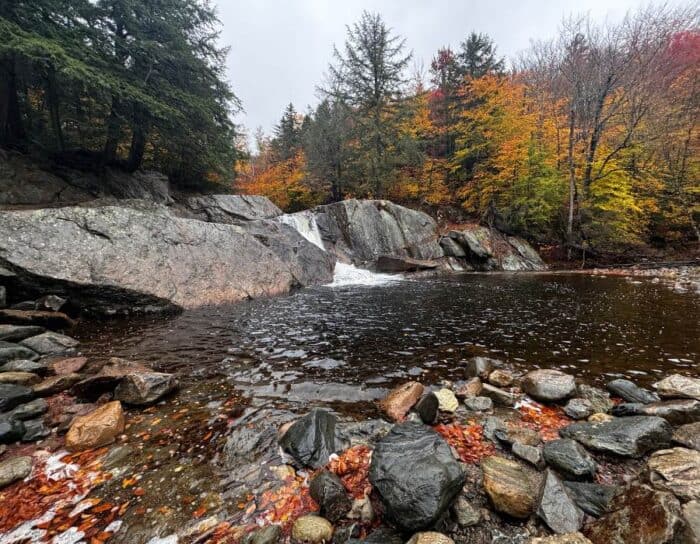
left=369, top=423, right=465, bottom=531
left=0, top=325, right=45, bottom=342
left=20, top=331, right=78, bottom=355
left=584, top=484, right=684, bottom=544
left=538, top=470, right=584, bottom=534
left=482, top=455, right=539, bottom=519
left=0, top=309, right=76, bottom=329
left=563, top=481, right=619, bottom=518
left=522, top=369, right=576, bottom=402
left=543, top=439, right=597, bottom=479
left=0, top=341, right=38, bottom=364
left=560, top=416, right=672, bottom=458
left=0, top=383, right=34, bottom=411
left=653, top=374, right=700, bottom=401
left=607, top=379, right=659, bottom=404
left=612, top=399, right=700, bottom=425
left=647, top=447, right=700, bottom=501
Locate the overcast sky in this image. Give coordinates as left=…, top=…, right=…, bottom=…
left=216, top=0, right=671, bottom=140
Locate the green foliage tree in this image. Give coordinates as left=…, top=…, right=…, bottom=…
left=272, top=103, right=303, bottom=161
left=458, top=32, right=505, bottom=79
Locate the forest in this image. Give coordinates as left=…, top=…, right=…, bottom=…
left=240, top=7, right=699, bottom=254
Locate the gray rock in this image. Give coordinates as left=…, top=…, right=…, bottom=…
left=560, top=416, right=672, bottom=458
left=522, top=369, right=576, bottom=402
left=414, top=393, right=439, bottom=424
left=0, top=456, right=32, bottom=488
left=483, top=416, right=507, bottom=442
left=7, top=398, right=48, bottom=421
left=673, top=422, right=700, bottom=450
left=653, top=374, right=700, bottom=401
left=36, top=294, right=70, bottom=313
left=454, top=377, right=482, bottom=399
left=577, top=384, right=614, bottom=414
left=0, top=204, right=335, bottom=314
left=647, top=447, right=700, bottom=501
left=543, top=439, right=597, bottom=479
left=682, top=501, right=700, bottom=544
left=466, top=357, right=497, bottom=379
left=0, top=383, right=34, bottom=411
left=538, top=470, right=584, bottom=534
left=452, top=495, right=481, bottom=527
left=563, top=481, right=619, bottom=518
left=612, top=399, right=700, bottom=425
left=114, top=372, right=178, bottom=406
left=247, top=524, right=281, bottom=544
left=374, top=255, right=440, bottom=273
left=512, top=442, right=545, bottom=469
left=0, top=325, right=45, bottom=343
left=495, top=427, right=541, bottom=447
left=0, top=359, right=48, bottom=375
left=20, top=332, right=78, bottom=355
left=21, top=418, right=50, bottom=441
left=607, top=378, right=659, bottom=404
left=279, top=408, right=339, bottom=469
left=439, top=237, right=466, bottom=258
left=0, top=418, right=25, bottom=443
left=446, top=227, right=547, bottom=271
left=480, top=383, right=518, bottom=406
left=464, top=396, right=493, bottom=411
left=564, top=398, right=594, bottom=420
left=310, top=470, right=352, bottom=523
left=185, top=194, right=282, bottom=223
left=369, top=423, right=466, bottom=531
left=0, top=341, right=38, bottom=364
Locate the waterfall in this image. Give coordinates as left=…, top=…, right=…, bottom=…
left=278, top=211, right=402, bottom=287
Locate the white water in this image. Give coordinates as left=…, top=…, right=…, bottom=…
left=278, top=212, right=403, bottom=287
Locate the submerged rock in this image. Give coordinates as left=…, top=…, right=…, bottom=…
left=538, top=470, right=584, bottom=534
left=563, top=481, right=619, bottom=518
left=279, top=408, right=339, bottom=469
left=647, top=447, right=700, bottom=501
left=0, top=456, right=32, bottom=488
left=65, top=400, right=125, bottom=451
left=653, top=374, right=700, bottom=401
left=606, top=379, right=659, bottom=404
left=560, top=416, right=672, bottom=457
left=481, top=455, right=539, bottom=519
left=672, top=421, right=700, bottom=450
left=379, top=381, right=424, bottom=422
left=369, top=423, right=465, bottom=531
left=291, top=515, right=334, bottom=543
left=522, top=369, right=576, bottom=402
left=114, top=371, right=178, bottom=405
left=612, top=399, right=700, bottom=425
left=543, top=439, right=597, bottom=479
left=310, top=470, right=352, bottom=523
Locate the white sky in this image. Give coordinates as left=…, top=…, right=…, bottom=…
left=215, top=0, right=682, bottom=139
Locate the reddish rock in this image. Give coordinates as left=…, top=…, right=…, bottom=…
left=379, top=382, right=424, bottom=422
left=65, top=401, right=125, bottom=451
left=50, top=357, right=88, bottom=375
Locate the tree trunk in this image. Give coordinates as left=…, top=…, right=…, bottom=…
left=103, top=96, right=121, bottom=164
left=567, top=107, right=577, bottom=257
left=126, top=107, right=149, bottom=172
left=582, top=83, right=610, bottom=192
left=46, top=66, right=65, bottom=152
left=0, top=56, right=25, bottom=148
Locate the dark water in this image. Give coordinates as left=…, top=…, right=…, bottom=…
left=76, top=272, right=699, bottom=411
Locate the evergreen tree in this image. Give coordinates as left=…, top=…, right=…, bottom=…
left=272, top=103, right=302, bottom=161
left=458, top=32, right=505, bottom=79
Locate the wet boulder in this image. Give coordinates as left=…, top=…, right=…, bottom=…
left=414, top=392, right=439, bottom=424
left=309, top=470, right=352, bottom=523
left=560, top=416, right=672, bottom=458
left=612, top=399, right=700, bottom=425
left=0, top=325, right=45, bottom=342
left=543, top=439, right=597, bottom=479
left=584, top=484, right=684, bottom=544
left=0, top=383, right=34, bottom=411
left=72, top=357, right=151, bottom=398
left=279, top=408, right=339, bottom=469
left=0, top=341, right=38, bottom=364
left=606, top=379, right=659, bottom=404
left=20, top=331, right=78, bottom=355
left=0, top=456, right=32, bottom=489
left=522, top=369, right=576, bottom=402
left=647, top=447, right=700, bottom=501
left=65, top=400, right=125, bottom=451
left=653, top=374, right=700, bottom=401
left=0, top=418, right=25, bottom=443
left=564, top=399, right=594, bottom=420
left=481, top=455, right=540, bottom=519
left=8, top=398, right=48, bottom=421
left=563, top=482, right=619, bottom=518
left=673, top=421, right=700, bottom=450
left=379, top=381, right=424, bottom=422
left=114, top=371, right=178, bottom=406
left=538, top=470, right=585, bottom=534
left=369, top=423, right=466, bottom=531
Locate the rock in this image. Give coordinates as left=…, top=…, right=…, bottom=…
left=446, top=227, right=547, bottom=271
left=0, top=286, right=4, bottom=308
left=114, top=372, right=178, bottom=405
left=483, top=416, right=507, bottom=442
left=0, top=205, right=335, bottom=314
left=11, top=301, right=36, bottom=311
left=452, top=495, right=481, bottom=527
left=414, top=393, right=439, bottom=424
left=495, top=426, right=541, bottom=447
left=369, top=423, right=465, bottom=531
left=0, top=341, right=38, bottom=364
left=310, top=470, right=351, bottom=523
left=464, top=396, right=493, bottom=411
left=543, top=439, right=597, bottom=479
left=481, top=456, right=539, bottom=519
left=0, top=383, right=34, bottom=411
left=481, top=383, right=518, bottom=406
left=279, top=408, right=339, bottom=469
left=466, top=357, right=496, bottom=379
left=21, top=418, right=50, bottom=441
left=0, top=359, right=48, bottom=374
left=647, top=447, right=700, bottom=501
left=65, top=400, right=125, bottom=451
left=20, top=332, right=78, bottom=355
left=247, top=524, right=281, bottom=544
left=682, top=501, right=700, bottom=543
left=513, top=442, right=545, bottom=469
left=587, top=413, right=614, bottom=423
left=0, top=371, right=40, bottom=386
left=522, top=370, right=576, bottom=402
left=72, top=357, right=151, bottom=398
left=0, top=456, right=32, bottom=488
left=673, top=422, right=700, bottom=450
left=0, top=309, right=76, bottom=329
left=488, top=369, right=514, bottom=388
left=379, top=382, right=424, bottom=422
left=0, top=418, right=25, bottom=443
left=653, top=374, right=700, bottom=401
left=33, top=373, right=82, bottom=396
left=454, top=378, right=482, bottom=399
left=564, top=399, right=594, bottom=420
left=577, top=384, right=613, bottom=414
left=50, top=357, right=88, bottom=375
left=434, top=388, right=459, bottom=412
left=35, top=294, right=71, bottom=313
left=606, top=379, right=659, bottom=404
left=612, top=399, right=700, bottom=425
left=8, top=398, right=48, bottom=420
left=291, top=515, right=333, bottom=543
left=185, top=194, right=282, bottom=223
left=584, top=484, right=684, bottom=544
left=347, top=528, right=403, bottom=544
left=563, top=482, right=619, bottom=518
left=538, top=470, right=584, bottom=534
left=530, top=534, right=592, bottom=544
left=439, top=237, right=466, bottom=258
left=0, top=325, right=45, bottom=342
left=374, top=255, right=440, bottom=273
left=405, top=533, right=454, bottom=544
left=560, top=416, right=672, bottom=458
left=347, top=496, right=374, bottom=523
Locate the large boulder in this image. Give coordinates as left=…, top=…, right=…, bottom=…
left=114, top=372, right=178, bottom=406
left=560, top=416, right=672, bottom=458
left=606, top=379, right=659, bottom=404
left=522, top=369, right=576, bottom=402
left=653, top=374, right=700, bottom=401
left=673, top=422, right=700, bottom=450
left=279, top=408, right=339, bottom=469
left=647, top=447, right=700, bottom=501
left=0, top=204, right=334, bottom=314
left=184, top=194, right=282, bottom=223
left=369, top=423, right=466, bottom=531
left=481, top=455, right=540, bottom=519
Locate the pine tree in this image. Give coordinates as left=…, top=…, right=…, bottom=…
left=458, top=32, right=505, bottom=79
